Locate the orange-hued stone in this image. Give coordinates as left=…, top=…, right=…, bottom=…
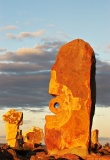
left=45, top=39, right=96, bottom=157
left=23, top=126, right=44, bottom=144
left=2, top=109, right=23, bottom=125
left=3, top=109, right=23, bottom=147
left=91, top=129, right=99, bottom=144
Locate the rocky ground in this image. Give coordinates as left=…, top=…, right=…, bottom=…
left=1, top=143, right=110, bottom=160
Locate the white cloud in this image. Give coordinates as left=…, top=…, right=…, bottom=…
left=16, top=48, right=43, bottom=55
left=0, top=25, right=18, bottom=31
left=6, top=30, right=45, bottom=40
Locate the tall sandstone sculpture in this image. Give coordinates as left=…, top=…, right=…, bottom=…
left=91, top=129, right=99, bottom=144
left=45, top=39, right=96, bottom=157
left=3, top=109, right=23, bottom=147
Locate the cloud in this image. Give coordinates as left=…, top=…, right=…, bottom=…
left=0, top=48, right=7, bottom=52
left=99, top=137, right=110, bottom=145
left=6, top=30, right=45, bottom=40
left=16, top=48, right=43, bottom=55
left=0, top=40, right=109, bottom=108
left=0, top=40, right=65, bottom=65
left=0, top=62, right=45, bottom=74
left=96, top=59, right=110, bottom=106
left=34, top=40, right=65, bottom=52
left=0, top=25, right=18, bottom=31
left=0, top=39, right=65, bottom=108
left=28, top=108, right=46, bottom=113
left=0, top=73, right=51, bottom=107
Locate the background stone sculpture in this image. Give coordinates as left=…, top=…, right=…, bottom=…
left=3, top=109, right=23, bottom=147
left=45, top=39, right=96, bottom=157
left=91, top=129, right=99, bottom=144
left=23, top=126, right=44, bottom=149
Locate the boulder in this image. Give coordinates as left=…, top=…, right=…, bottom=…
left=23, top=126, right=44, bottom=149
left=45, top=39, right=96, bottom=157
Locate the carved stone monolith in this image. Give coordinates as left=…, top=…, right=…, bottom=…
left=2, top=109, right=23, bottom=147
left=91, top=129, right=99, bottom=144
left=45, top=39, right=96, bottom=157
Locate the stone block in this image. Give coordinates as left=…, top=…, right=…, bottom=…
left=23, top=126, right=44, bottom=144
left=45, top=39, right=96, bottom=157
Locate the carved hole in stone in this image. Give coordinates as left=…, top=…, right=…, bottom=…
left=54, top=102, right=60, bottom=109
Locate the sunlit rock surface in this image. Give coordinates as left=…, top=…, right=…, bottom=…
left=45, top=39, right=96, bottom=157
left=91, top=129, right=99, bottom=144
left=23, top=126, right=44, bottom=148
left=2, top=109, right=23, bottom=147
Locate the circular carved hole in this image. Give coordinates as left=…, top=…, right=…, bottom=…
left=54, top=102, right=60, bottom=109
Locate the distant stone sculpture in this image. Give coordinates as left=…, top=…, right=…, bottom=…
left=91, top=129, right=99, bottom=144
left=2, top=109, right=23, bottom=147
left=45, top=39, right=96, bottom=157
left=23, top=126, right=44, bottom=149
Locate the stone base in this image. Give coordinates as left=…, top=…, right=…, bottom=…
left=48, top=146, right=88, bottom=158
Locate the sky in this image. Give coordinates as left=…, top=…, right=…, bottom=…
left=0, top=0, right=110, bottom=143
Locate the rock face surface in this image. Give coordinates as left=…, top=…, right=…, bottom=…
left=23, top=126, right=44, bottom=149
left=2, top=109, right=23, bottom=147
left=91, top=129, right=99, bottom=144
left=45, top=39, right=96, bottom=157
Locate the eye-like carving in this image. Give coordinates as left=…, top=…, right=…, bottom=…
left=49, top=97, right=62, bottom=114
left=54, top=102, right=60, bottom=109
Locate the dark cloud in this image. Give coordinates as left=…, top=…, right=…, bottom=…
left=96, top=59, right=110, bottom=106
left=0, top=40, right=65, bottom=108
left=99, top=137, right=110, bottom=145
left=0, top=40, right=109, bottom=108
left=0, top=72, right=51, bottom=107
left=0, top=63, right=44, bottom=73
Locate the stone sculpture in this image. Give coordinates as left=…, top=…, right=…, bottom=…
left=91, top=129, right=99, bottom=144
left=45, top=39, right=96, bottom=157
left=2, top=109, right=23, bottom=147
left=23, top=126, right=44, bottom=149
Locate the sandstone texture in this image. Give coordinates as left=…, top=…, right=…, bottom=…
left=45, top=39, right=96, bottom=157
left=2, top=109, right=23, bottom=147
left=91, top=129, right=99, bottom=144
left=1, top=143, right=110, bottom=160
left=23, top=126, right=44, bottom=149
left=2, top=109, right=23, bottom=124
